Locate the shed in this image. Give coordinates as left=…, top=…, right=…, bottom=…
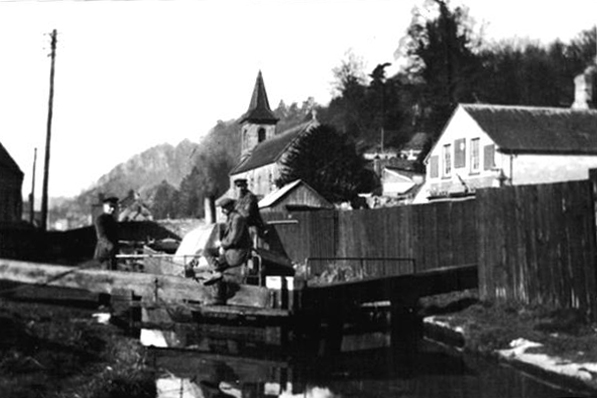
left=258, top=179, right=333, bottom=213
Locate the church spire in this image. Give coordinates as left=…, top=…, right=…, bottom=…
left=240, top=70, right=278, bottom=124
left=239, top=71, right=279, bottom=159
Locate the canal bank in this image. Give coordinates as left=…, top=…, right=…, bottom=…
left=421, top=292, right=597, bottom=396
left=2, top=285, right=597, bottom=398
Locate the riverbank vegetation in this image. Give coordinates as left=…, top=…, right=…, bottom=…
left=422, top=290, right=597, bottom=380
left=0, top=298, right=154, bottom=398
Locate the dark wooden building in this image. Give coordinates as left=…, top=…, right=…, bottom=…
left=0, top=142, right=23, bottom=224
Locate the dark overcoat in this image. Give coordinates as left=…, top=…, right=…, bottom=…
left=93, top=213, right=119, bottom=262
left=220, top=210, right=252, bottom=267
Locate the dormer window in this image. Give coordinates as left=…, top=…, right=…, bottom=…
left=258, top=128, right=266, bottom=143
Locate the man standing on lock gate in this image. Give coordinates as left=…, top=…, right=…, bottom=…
left=233, top=178, right=267, bottom=246
left=93, top=196, right=120, bottom=270
left=202, top=197, right=253, bottom=305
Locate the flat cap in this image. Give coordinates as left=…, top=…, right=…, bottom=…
left=233, top=178, right=248, bottom=186
left=102, top=196, right=119, bottom=205
left=216, top=197, right=236, bottom=208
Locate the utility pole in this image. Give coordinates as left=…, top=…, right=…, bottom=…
left=40, top=29, right=57, bottom=231
left=29, top=148, right=37, bottom=225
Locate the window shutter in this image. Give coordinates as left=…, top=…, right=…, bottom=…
left=483, top=144, right=495, bottom=170
left=454, top=139, right=466, bottom=168
left=429, top=155, right=439, bottom=178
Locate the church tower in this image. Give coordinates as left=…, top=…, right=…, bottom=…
left=239, top=71, right=278, bottom=159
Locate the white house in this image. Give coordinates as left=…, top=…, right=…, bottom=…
left=415, top=103, right=597, bottom=202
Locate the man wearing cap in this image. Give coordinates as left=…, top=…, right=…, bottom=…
left=203, top=197, right=253, bottom=305
left=93, top=197, right=120, bottom=270
left=233, top=178, right=266, bottom=244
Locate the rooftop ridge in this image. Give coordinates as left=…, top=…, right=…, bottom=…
left=461, top=103, right=597, bottom=113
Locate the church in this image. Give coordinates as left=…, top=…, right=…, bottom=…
left=228, top=71, right=319, bottom=198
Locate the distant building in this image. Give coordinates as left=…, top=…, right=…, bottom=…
left=118, top=190, right=153, bottom=222
left=400, top=132, right=429, bottom=160
left=0, top=142, right=24, bottom=224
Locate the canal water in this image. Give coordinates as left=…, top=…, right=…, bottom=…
left=142, top=328, right=591, bottom=398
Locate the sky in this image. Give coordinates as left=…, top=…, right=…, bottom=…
left=0, top=0, right=596, bottom=200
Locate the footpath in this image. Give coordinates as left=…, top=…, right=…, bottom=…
left=422, top=301, right=597, bottom=396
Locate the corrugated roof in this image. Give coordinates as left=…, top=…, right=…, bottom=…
left=239, top=71, right=278, bottom=124
left=231, top=119, right=318, bottom=174
left=0, top=142, right=23, bottom=176
left=462, top=104, right=597, bottom=154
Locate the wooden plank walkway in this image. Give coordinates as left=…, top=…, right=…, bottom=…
left=0, top=258, right=270, bottom=308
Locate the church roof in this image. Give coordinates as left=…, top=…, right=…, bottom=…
left=230, top=119, right=319, bottom=175
left=239, top=71, right=279, bottom=124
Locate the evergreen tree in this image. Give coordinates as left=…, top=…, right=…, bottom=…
left=400, top=0, right=482, bottom=135
left=151, top=180, right=180, bottom=219
left=178, top=167, right=203, bottom=217
left=277, top=124, right=375, bottom=202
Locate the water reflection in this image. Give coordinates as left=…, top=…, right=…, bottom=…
left=146, top=331, right=588, bottom=398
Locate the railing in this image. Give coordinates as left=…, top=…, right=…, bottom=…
left=305, top=257, right=416, bottom=284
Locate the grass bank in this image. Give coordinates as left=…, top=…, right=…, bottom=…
left=0, top=298, right=155, bottom=398
left=421, top=289, right=597, bottom=393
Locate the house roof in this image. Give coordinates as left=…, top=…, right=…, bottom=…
left=230, top=119, right=319, bottom=175
left=239, top=71, right=279, bottom=125
left=384, top=166, right=424, bottom=180
left=462, top=104, right=597, bottom=154
left=402, top=132, right=429, bottom=151
left=0, top=142, right=23, bottom=177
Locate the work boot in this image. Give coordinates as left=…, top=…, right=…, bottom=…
left=184, top=263, right=195, bottom=278
left=204, top=281, right=226, bottom=305
left=203, top=271, right=223, bottom=286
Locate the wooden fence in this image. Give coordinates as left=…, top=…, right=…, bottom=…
left=262, top=211, right=338, bottom=264
left=262, top=199, right=478, bottom=272
left=264, top=178, right=597, bottom=319
left=477, top=180, right=597, bottom=318
left=337, top=200, right=477, bottom=272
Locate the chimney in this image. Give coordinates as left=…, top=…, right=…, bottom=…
left=204, top=196, right=216, bottom=224
left=373, top=155, right=383, bottom=177
left=572, top=66, right=596, bottom=109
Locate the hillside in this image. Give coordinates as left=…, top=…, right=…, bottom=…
left=49, top=139, right=203, bottom=227
left=48, top=119, right=241, bottom=228
left=93, top=139, right=200, bottom=198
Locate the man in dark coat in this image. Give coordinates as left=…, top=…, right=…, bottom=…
left=233, top=178, right=266, bottom=243
left=93, top=197, right=119, bottom=270
left=203, top=197, right=253, bottom=305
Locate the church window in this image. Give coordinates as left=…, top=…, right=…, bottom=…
left=258, top=128, right=266, bottom=143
